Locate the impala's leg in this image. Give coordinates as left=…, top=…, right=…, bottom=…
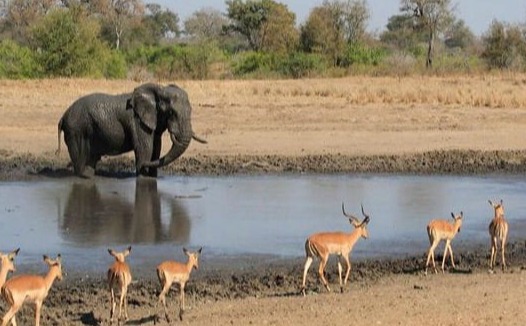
left=179, top=283, right=186, bottom=321
left=123, top=286, right=129, bottom=321
left=448, top=241, right=456, bottom=268
left=342, top=255, right=351, bottom=293
left=441, top=240, right=451, bottom=272
left=425, top=240, right=439, bottom=275
left=301, top=256, right=313, bottom=295
left=501, top=236, right=507, bottom=271
left=118, top=289, right=125, bottom=321
left=2, top=304, right=20, bottom=326
left=109, top=287, right=116, bottom=323
left=35, top=301, right=42, bottom=326
left=318, top=254, right=330, bottom=292
left=158, top=279, right=172, bottom=322
left=490, top=237, right=497, bottom=271
left=337, top=255, right=343, bottom=292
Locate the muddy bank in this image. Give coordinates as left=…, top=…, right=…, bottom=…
left=2, top=149, right=526, bottom=181
left=15, top=240, right=526, bottom=325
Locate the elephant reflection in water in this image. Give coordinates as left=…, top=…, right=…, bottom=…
left=60, top=179, right=190, bottom=245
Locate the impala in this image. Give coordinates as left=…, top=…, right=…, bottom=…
left=488, top=199, right=509, bottom=271
left=107, top=246, right=132, bottom=323
left=1, top=254, right=63, bottom=326
left=301, top=203, right=370, bottom=296
left=156, top=247, right=202, bottom=323
left=0, top=248, right=19, bottom=289
left=424, top=211, right=463, bottom=275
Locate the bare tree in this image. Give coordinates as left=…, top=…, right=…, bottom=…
left=90, top=0, right=144, bottom=50
left=184, top=7, right=227, bottom=40
left=401, top=0, right=454, bottom=68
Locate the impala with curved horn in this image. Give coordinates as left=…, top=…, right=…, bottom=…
left=301, top=203, right=371, bottom=295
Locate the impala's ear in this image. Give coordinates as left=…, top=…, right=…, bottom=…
left=197, top=247, right=203, bottom=254
left=183, top=247, right=189, bottom=256
left=451, top=212, right=455, bottom=219
left=488, top=200, right=492, bottom=206
left=124, top=246, right=132, bottom=257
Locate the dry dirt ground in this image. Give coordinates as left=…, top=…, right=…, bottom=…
left=1, top=76, right=526, bottom=325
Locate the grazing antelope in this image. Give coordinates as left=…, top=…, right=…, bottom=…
left=107, top=246, right=132, bottom=323
left=0, top=248, right=19, bottom=289
left=488, top=199, right=509, bottom=272
left=156, top=247, right=202, bottom=323
left=1, top=254, right=63, bottom=326
left=424, top=211, right=463, bottom=275
left=301, top=203, right=370, bottom=296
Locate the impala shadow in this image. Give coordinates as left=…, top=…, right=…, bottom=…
left=59, top=178, right=191, bottom=245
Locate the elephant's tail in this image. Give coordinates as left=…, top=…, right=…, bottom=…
left=56, top=117, right=64, bottom=156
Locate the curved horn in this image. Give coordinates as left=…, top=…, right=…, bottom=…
left=342, top=202, right=360, bottom=224
left=360, top=204, right=370, bottom=225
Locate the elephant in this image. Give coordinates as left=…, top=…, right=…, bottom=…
left=59, top=179, right=191, bottom=245
left=57, top=83, right=207, bottom=178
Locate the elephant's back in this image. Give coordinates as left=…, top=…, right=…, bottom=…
left=62, top=93, right=130, bottom=125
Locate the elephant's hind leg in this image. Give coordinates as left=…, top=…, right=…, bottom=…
left=67, top=134, right=92, bottom=178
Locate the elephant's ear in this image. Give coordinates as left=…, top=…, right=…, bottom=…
left=131, top=86, right=158, bottom=131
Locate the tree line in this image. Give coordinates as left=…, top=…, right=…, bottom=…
left=0, top=0, right=524, bottom=80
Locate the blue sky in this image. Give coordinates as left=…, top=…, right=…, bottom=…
left=150, top=0, right=526, bottom=36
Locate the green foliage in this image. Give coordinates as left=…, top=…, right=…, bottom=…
left=126, top=42, right=222, bottom=79
left=30, top=8, right=112, bottom=77
left=231, top=51, right=327, bottom=78
left=341, top=44, right=387, bottom=67
left=482, top=21, right=526, bottom=70
left=0, top=39, right=40, bottom=79
left=276, top=52, right=327, bottom=78
left=103, top=51, right=128, bottom=79
left=231, top=51, right=274, bottom=76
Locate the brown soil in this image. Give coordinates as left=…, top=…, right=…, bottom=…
left=1, top=77, right=526, bottom=325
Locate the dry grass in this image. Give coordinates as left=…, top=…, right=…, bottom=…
left=1, top=75, right=526, bottom=157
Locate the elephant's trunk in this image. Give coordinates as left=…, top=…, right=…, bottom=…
left=142, top=132, right=192, bottom=168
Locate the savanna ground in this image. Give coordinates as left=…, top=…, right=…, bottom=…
left=1, top=75, right=526, bottom=325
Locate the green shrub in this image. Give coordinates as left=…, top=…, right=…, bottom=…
left=0, top=39, right=40, bottom=79
left=231, top=51, right=274, bottom=76
left=341, top=44, right=387, bottom=67
left=104, top=51, right=128, bottom=79
left=276, top=52, right=327, bottom=78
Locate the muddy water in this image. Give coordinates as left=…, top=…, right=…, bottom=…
left=0, top=175, right=525, bottom=275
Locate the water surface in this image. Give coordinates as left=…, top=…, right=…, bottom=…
left=0, top=175, right=525, bottom=274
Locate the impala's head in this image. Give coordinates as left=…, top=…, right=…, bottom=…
left=488, top=199, right=504, bottom=218
left=108, top=246, right=132, bottom=263
left=183, top=247, right=202, bottom=270
left=342, top=202, right=371, bottom=239
left=44, top=254, right=63, bottom=281
left=451, top=211, right=463, bottom=232
left=0, top=248, right=20, bottom=274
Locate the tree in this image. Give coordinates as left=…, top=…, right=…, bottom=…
left=324, top=0, right=370, bottom=45
left=2, top=0, right=60, bottom=44
left=482, top=20, right=526, bottom=69
left=89, top=0, right=144, bottom=50
left=31, top=6, right=112, bottom=77
left=184, top=7, right=227, bottom=41
left=258, top=1, right=298, bottom=53
left=444, top=19, right=475, bottom=51
left=401, top=0, right=454, bottom=68
left=300, top=5, right=344, bottom=66
left=380, top=14, right=426, bottom=53
left=143, top=3, right=179, bottom=41
left=225, top=0, right=296, bottom=52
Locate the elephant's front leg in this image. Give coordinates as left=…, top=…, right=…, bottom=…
left=134, top=131, right=157, bottom=177
left=147, top=135, right=162, bottom=177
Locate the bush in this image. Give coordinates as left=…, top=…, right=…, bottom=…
left=276, top=52, right=327, bottom=78
left=30, top=8, right=112, bottom=77
left=0, top=39, right=40, bottom=79
left=231, top=51, right=274, bottom=76
left=340, top=44, right=387, bottom=67
left=126, top=42, right=222, bottom=79
left=103, top=51, right=128, bottom=79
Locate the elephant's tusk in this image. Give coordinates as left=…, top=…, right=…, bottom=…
left=192, top=133, right=207, bottom=144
